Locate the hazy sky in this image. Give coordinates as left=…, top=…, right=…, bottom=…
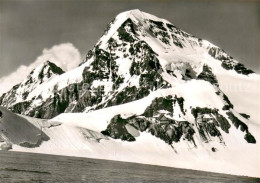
left=0, top=0, right=260, bottom=79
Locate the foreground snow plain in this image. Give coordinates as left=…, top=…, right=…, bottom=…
left=10, top=83, right=260, bottom=177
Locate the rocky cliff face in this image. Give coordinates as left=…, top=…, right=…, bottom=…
left=0, top=10, right=257, bottom=146
left=101, top=94, right=255, bottom=148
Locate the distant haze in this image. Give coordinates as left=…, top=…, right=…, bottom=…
left=0, top=0, right=259, bottom=79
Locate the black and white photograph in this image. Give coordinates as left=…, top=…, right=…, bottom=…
left=0, top=0, right=259, bottom=182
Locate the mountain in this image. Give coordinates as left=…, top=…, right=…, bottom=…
left=0, top=9, right=259, bottom=177
left=0, top=61, right=64, bottom=116
left=0, top=10, right=255, bottom=119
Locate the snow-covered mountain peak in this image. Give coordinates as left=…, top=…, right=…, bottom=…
left=0, top=10, right=259, bottom=177
left=98, top=9, right=195, bottom=51
left=1, top=10, right=257, bottom=119
left=114, top=9, right=170, bottom=25
left=23, top=60, right=64, bottom=85
left=94, top=9, right=254, bottom=77
left=0, top=61, right=64, bottom=109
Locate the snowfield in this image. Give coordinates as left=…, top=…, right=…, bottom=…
left=5, top=86, right=259, bottom=178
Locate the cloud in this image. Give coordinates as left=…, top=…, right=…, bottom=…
left=0, top=43, right=81, bottom=96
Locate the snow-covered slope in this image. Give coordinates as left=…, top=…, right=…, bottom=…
left=0, top=9, right=259, bottom=177
left=0, top=106, right=49, bottom=149
left=0, top=103, right=258, bottom=177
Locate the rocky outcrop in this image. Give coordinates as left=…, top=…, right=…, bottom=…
left=101, top=95, right=256, bottom=147
left=101, top=115, right=136, bottom=141
left=226, top=112, right=256, bottom=143
left=101, top=96, right=196, bottom=147
left=197, top=65, right=219, bottom=86
left=208, top=47, right=254, bottom=75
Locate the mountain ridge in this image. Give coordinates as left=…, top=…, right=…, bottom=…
left=0, top=9, right=259, bottom=177
left=0, top=10, right=256, bottom=118
left=0, top=9, right=258, bottom=145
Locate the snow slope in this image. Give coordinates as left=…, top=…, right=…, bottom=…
left=5, top=96, right=258, bottom=177
left=0, top=106, right=49, bottom=148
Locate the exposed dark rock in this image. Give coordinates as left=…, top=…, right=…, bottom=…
left=226, top=112, right=256, bottom=144
left=10, top=101, right=32, bottom=114
left=131, top=118, right=195, bottom=146
left=22, top=92, right=29, bottom=100
left=85, top=50, right=94, bottom=61
left=83, top=48, right=111, bottom=84
left=149, top=20, right=167, bottom=31
left=171, top=34, right=184, bottom=48
left=149, top=20, right=170, bottom=45
left=215, top=114, right=231, bottom=133
left=226, top=112, right=248, bottom=132
left=222, top=93, right=234, bottom=110
left=174, top=96, right=185, bottom=115
left=129, top=41, right=160, bottom=76
left=239, top=113, right=250, bottom=119
left=128, top=117, right=151, bottom=132
left=118, top=18, right=136, bottom=43
left=208, top=47, right=254, bottom=75
left=211, top=147, right=217, bottom=152
left=221, top=61, right=254, bottom=75
left=178, top=121, right=195, bottom=143
left=197, top=65, right=219, bottom=86
left=166, top=23, right=175, bottom=30
left=29, top=92, right=70, bottom=119
left=234, top=63, right=254, bottom=75
left=0, top=85, right=20, bottom=107
left=166, top=22, right=196, bottom=48
left=221, top=61, right=233, bottom=70
left=38, top=61, right=64, bottom=82
left=191, top=107, right=218, bottom=119
left=92, top=40, right=170, bottom=110
left=0, top=93, right=6, bottom=106
left=205, top=123, right=221, bottom=137
left=104, top=86, right=141, bottom=108
left=102, top=96, right=196, bottom=147
left=143, top=96, right=173, bottom=117
left=101, top=115, right=136, bottom=141
left=244, top=132, right=256, bottom=144
left=184, top=67, right=196, bottom=80
left=191, top=107, right=230, bottom=142
left=208, top=47, right=229, bottom=61
left=197, top=119, right=222, bottom=142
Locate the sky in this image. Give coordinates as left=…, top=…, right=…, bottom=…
left=0, top=0, right=259, bottom=93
